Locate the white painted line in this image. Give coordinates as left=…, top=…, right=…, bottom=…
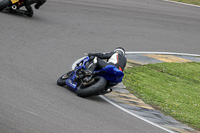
left=100, top=95, right=175, bottom=133
left=25, top=110, right=39, bottom=116
left=125, top=51, right=200, bottom=57
left=163, top=0, right=200, bottom=8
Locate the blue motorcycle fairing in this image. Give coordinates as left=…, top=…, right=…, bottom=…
left=75, top=56, right=90, bottom=70
left=65, top=56, right=90, bottom=92
left=65, top=73, right=77, bottom=92
left=96, top=65, right=124, bottom=84
left=65, top=56, right=124, bottom=92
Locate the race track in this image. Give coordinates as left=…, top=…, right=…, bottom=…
left=0, top=0, right=200, bottom=132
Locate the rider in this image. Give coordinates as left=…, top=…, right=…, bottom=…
left=24, top=0, right=46, bottom=17
left=86, top=47, right=127, bottom=74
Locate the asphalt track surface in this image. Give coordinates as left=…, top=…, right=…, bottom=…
left=0, top=0, right=200, bottom=132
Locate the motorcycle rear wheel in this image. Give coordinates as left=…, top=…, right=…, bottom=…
left=0, top=0, right=12, bottom=11
left=77, top=76, right=106, bottom=98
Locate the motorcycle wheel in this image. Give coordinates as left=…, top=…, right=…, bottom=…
left=0, top=0, right=12, bottom=11
left=76, top=76, right=106, bottom=98
left=57, top=73, right=69, bottom=86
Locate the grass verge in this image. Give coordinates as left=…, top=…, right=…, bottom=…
left=123, top=62, right=200, bottom=130
left=171, top=0, right=200, bottom=6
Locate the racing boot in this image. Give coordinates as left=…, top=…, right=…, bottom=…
left=83, top=57, right=97, bottom=75
left=34, top=0, right=46, bottom=9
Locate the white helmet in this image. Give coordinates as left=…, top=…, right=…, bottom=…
left=114, top=47, right=125, bottom=56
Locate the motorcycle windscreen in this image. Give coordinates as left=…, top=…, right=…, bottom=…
left=99, top=65, right=124, bottom=84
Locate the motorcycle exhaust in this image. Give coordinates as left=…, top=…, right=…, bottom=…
left=12, top=5, right=17, bottom=10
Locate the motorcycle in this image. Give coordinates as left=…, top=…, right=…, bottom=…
left=57, top=56, right=124, bottom=98
left=0, top=0, right=35, bottom=14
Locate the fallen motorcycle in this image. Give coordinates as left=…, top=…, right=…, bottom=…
left=57, top=56, right=124, bottom=98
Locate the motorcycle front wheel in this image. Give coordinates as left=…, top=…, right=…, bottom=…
left=0, top=0, right=12, bottom=11
left=57, top=73, right=70, bottom=86
left=76, top=76, right=106, bottom=98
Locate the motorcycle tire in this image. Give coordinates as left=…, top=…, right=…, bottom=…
left=0, top=0, right=12, bottom=11
left=76, top=76, right=106, bottom=98
left=57, top=73, right=69, bottom=86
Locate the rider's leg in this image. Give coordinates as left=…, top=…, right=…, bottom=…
left=87, top=57, right=109, bottom=74
left=85, top=57, right=97, bottom=74
left=85, top=57, right=114, bottom=75
left=24, top=0, right=33, bottom=17
left=96, top=58, right=109, bottom=69
left=34, top=0, right=46, bottom=9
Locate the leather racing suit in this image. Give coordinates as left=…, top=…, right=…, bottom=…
left=90, top=52, right=127, bottom=72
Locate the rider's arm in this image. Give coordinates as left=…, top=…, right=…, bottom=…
left=94, top=52, right=114, bottom=59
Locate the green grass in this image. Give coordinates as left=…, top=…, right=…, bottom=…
left=123, top=62, right=200, bottom=130
left=172, top=0, right=200, bottom=5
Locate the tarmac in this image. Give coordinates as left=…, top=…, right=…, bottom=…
left=104, top=52, right=200, bottom=133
